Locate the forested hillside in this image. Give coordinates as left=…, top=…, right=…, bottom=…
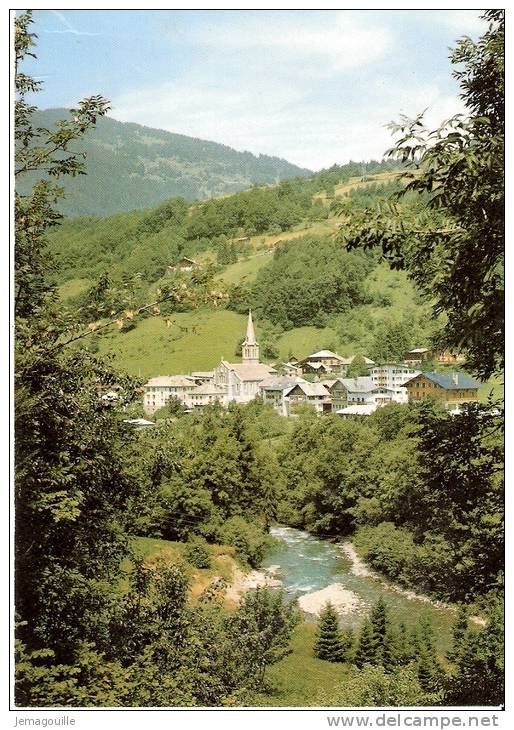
left=15, top=109, right=313, bottom=217
left=46, top=169, right=436, bottom=375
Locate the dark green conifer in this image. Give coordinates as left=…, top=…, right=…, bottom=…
left=355, top=618, right=376, bottom=668
left=314, top=602, right=346, bottom=663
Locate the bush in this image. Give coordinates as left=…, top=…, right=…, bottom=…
left=219, top=516, right=269, bottom=568
left=184, top=536, right=211, bottom=569
left=354, top=522, right=415, bottom=581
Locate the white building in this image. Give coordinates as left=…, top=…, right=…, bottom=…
left=143, top=375, right=196, bottom=415
left=259, top=376, right=302, bottom=415
left=370, top=364, right=421, bottom=404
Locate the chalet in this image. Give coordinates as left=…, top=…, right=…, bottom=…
left=283, top=381, right=331, bottom=415
left=298, top=351, right=375, bottom=376
left=401, top=371, right=480, bottom=407
left=280, top=361, right=303, bottom=377
left=324, top=379, right=349, bottom=412
left=143, top=375, right=196, bottom=415
left=404, top=347, right=432, bottom=364
left=168, top=257, right=199, bottom=272
left=189, top=371, right=214, bottom=384
left=259, top=376, right=300, bottom=415
left=340, top=377, right=376, bottom=404
left=301, top=361, right=331, bottom=375
left=235, top=236, right=251, bottom=244
left=436, top=351, right=466, bottom=366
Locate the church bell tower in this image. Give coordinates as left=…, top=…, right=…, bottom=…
left=242, top=310, right=260, bottom=364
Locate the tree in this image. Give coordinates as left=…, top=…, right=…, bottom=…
left=346, top=354, right=369, bottom=378
left=314, top=602, right=347, bottom=662
left=341, top=11, right=504, bottom=380
left=355, top=619, right=375, bottom=668
left=229, top=588, right=300, bottom=688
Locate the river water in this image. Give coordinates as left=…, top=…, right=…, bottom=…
left=262, top=526, right=456, bottom=652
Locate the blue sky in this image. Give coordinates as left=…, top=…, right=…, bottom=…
left=24, top=9, right=487, bottom=170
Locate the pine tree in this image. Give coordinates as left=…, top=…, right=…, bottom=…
left=355, top=619, right=376, bottom=668
left=448, top=605, right=469, bottom=665
left=369, top=598, right=390, bottom=664
left=314, top=603, right=346, bottom=663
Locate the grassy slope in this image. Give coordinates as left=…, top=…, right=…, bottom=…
left=96, top=309, right=250, bottom=378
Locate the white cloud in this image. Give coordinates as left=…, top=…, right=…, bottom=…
left=431, top=10, right=487, bottom=36
left=111, top=73, right=465, bottom=171
left=174, top=12, right=394, bottom=77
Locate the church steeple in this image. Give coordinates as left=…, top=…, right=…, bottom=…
left=242, top=310, right=259, bottom=363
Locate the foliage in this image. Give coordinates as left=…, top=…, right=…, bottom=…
left=340, top=10, right=504, bottom=380
left=228, top=588, right=300, bottom=688
left=220, top=516, right=270, bottom=568
left=446, top=597, right=504, bottom=706
left=318, top=664, right=440, bottom=707
left=241, top=235, right=373, bottom=329
left=184, top=536, right=212, bottom=569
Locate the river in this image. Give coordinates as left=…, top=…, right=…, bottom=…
left=262, top=526, right=457, bottom=652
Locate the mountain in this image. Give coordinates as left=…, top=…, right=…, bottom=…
left=17, top=109, right=312, bottom=218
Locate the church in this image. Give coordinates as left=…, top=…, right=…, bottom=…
left=213, top=311, right=276, bottom=403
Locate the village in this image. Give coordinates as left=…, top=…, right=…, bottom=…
left=141, top=311, right=481, bottom=419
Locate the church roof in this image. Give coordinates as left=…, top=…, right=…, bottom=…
left=222, top=361, right=276, bottom=381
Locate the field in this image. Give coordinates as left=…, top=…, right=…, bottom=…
left=95, top=309, right=249, bottom=379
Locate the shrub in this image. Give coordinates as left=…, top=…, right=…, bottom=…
left=219, top=516, right=269, bottom=568
left=184, top=536, right=211, bottom=569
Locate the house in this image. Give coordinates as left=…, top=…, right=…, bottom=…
left=301, top=361, right=331, bottom=375
left=143, top=375, right=196, bottom=415
left=259, top=376, right=301, bottom=415
left=168, top=257, right=199, bottom=272
left=298, top=351, right=375, bottom=376
left=404, top=347, right=432, bottom=364
left=189, top=371, right=214, bottom=384
left=401, top=371, right=480, bottom=407
left=283, top=381, right=332, bottom=415
left=324, top=379, right=349, bottom=412
left=212, top=311, right=276, bottom=404
left=370, top=364, right=421, bottom=404
left=436, top=351, right=466, bottom=366
left=234, top=236, right=251, bottom=244
left=340, top=377, right=377, bottom=404
left=280, top=361, right=303, bottom=377
left=186, top=381, right=227, bottom=408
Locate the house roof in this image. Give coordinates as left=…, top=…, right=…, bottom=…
left=406, top=347, right=430, bottom=354
left=405, top=371, right=480, bottom=390
left=308, top=350, right=346, bottom=361
left=340, top=377, right=375, bottom=393
left=191, top=371, right=214, bottom=378
left=145, top=375, right=195, bottom=388
left=304, top=361, right=329, bottom=370
left=284, top=382, right=330, bottom=398
left=191, top=382, right=227, bottom=395
left=259, top=376, right=300, bottom=391
left=335, top=404, right=378, bottom=416
left=221, top=361, right=276, bottom=381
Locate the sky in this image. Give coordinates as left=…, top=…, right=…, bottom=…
left=23, top=9, right=488, bottom=171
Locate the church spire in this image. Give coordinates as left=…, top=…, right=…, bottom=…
left=245, top=310, right=256, bottom=345
left=242, top=310, right=259, bottom=363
